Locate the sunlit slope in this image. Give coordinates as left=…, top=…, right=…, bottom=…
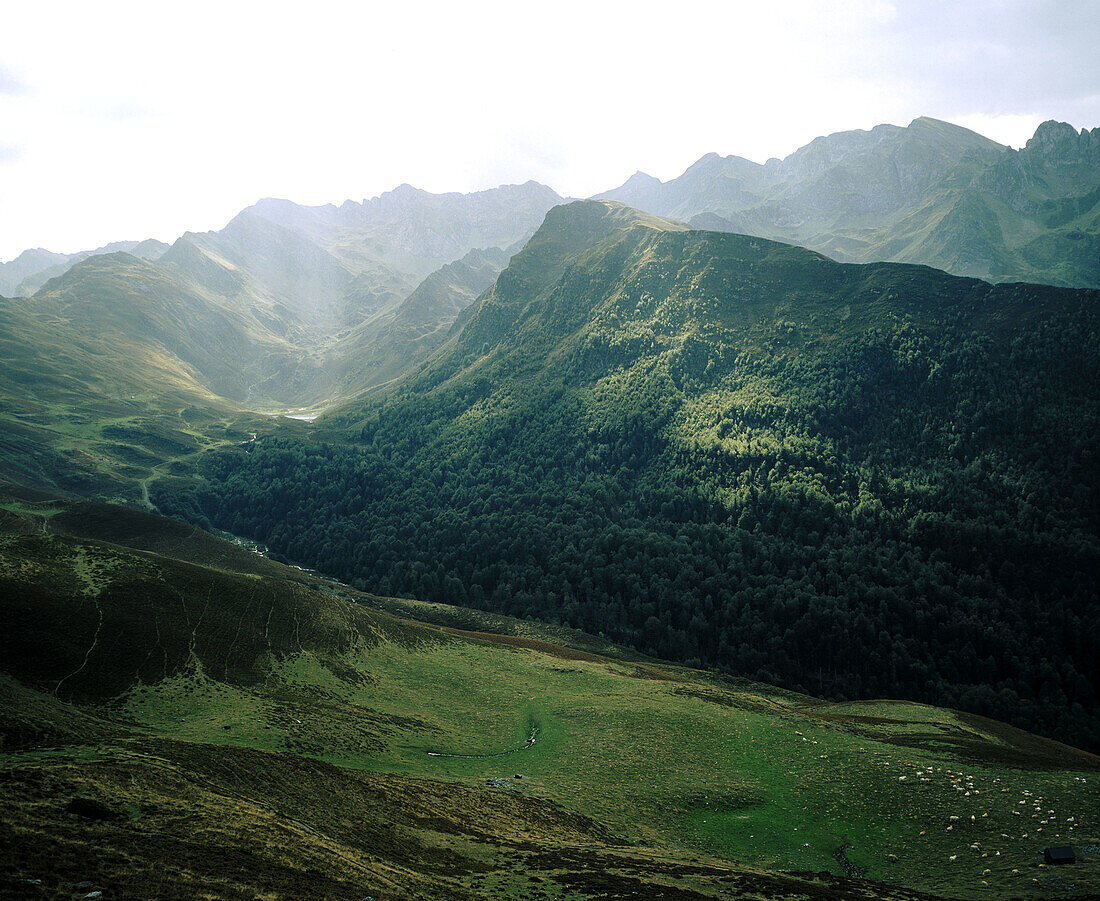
left=0, top=267, right=316, bottom=504
left=330, top=246, right=513, bottom=395
left=176, top=200, right=1100, bottom=750
left=0, top=241, right=495, bottom=504
left=0, top=239, right=169, bottom=297
left=0, top=262, right=253, bottom=501
left=2, top=490, right=1099, bottom=900
left=245, top=180, right=563, bottom=279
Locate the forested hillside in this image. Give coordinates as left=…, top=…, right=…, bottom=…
left=7, top=482, right=1097, bottom=899
left=158, top=201, right=1100, bottom=751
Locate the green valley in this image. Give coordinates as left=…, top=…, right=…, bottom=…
left=2, top=112, right=1099, bottom=901
left=158, top=200, right=1099, bottom=755
left=0, top=183, right=558, bottom=504
left=2, top=486, right=1098, bottom=899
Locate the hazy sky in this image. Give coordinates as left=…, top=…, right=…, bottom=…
left=1, top=0, right=1098, bottom=261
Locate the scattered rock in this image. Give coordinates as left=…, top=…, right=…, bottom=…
left=61, top=882, right=98, bottom=893
left=831, top=842, right=867, bottom=878
left=66, top=798, right=118, bottom=820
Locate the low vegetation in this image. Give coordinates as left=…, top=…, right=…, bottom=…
left=2, top=487, right=1098, bottom=899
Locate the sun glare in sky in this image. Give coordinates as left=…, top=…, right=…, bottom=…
left=1, top=0, right=1097, bottom=260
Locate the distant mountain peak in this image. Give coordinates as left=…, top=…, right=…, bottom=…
left=540, top=199, right=686, bottom=236
left=623, top=170, right=661, bottom=187
left=691, top=151, right=724, bottom=166
left=253, top=196, right=338, bottom=215
left=906, top=116, right=1006, bottom=147
left=1030, top=119, right=1081, bottom=143
left=1024, top=120, right=1099, bottom=161
left=682, top=151, right=758, bottom=177
left=908, top=115, right=963, bottom=131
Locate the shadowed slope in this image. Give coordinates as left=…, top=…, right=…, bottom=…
left=172, top=200, right=1100, bottom=755
left=1, top=490, right=1098, bottom=899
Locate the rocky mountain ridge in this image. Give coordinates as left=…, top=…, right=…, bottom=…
left=599, top=117, right=1100, bottom=287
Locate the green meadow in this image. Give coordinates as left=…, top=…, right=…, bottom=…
left=2, top=490, right=1098, bottom=900
left=113, top=625, right=1100, bottom=900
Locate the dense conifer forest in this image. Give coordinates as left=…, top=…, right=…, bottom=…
left=158, top=206, right=1100, bottom=751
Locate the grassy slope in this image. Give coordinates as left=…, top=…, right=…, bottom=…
left=1, top=491, right=1098, bottom=901
left=0, top=237, right=519, bottom=507
left=0, top=241, right=329, bottom=505
left=331, top=247, right=512, bottom=397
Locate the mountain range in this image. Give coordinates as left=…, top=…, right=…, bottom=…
left=599, top=117, right=1100, bottom=288
left=3, top=117, right=1097, bottom=435
left=165, top=198, right=1099, bottom=752
left=6, top=118, right=1099, bottom=306
left=2, top=114, right=1100, bottom=900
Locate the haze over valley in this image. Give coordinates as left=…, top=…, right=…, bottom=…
left=2, top=5, right=1100, bottom=899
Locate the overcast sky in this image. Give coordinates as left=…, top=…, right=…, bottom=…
left=1, top=0, right=1097, bottom=261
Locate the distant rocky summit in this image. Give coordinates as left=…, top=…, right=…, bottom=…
left=599, top=118, right=1100, bottom=288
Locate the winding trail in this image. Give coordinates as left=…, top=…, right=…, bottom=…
left=138, top=434, right=254, bottom=513
left=54, top=596, right=103, bottom=696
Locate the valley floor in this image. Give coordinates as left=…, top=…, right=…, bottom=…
left=2, top=489, right=1099, bottom=900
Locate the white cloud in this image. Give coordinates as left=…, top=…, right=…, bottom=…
left=951, top=113, right=1048, bottom=150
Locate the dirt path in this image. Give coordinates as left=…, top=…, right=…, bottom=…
left=138, top=434, right=253, bottom=513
